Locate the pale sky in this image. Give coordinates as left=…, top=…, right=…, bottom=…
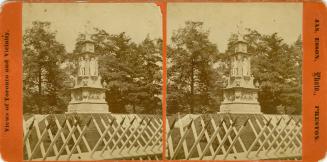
left=168, top=3, right=302, bottom=52
left=23, top=3, right=162, bottom=52
left=22, top=3, right=302, bottom=53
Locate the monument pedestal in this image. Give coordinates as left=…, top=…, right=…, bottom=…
left=67, top=80, right=110, bottom=113
left=220, top=102, right=261, bottom=114
left=67, top=102, right=109, bottom=113
left=220, top=85, right=261, bottom=114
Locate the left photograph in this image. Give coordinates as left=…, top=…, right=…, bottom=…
left=22, top=3, right=163, bottom=160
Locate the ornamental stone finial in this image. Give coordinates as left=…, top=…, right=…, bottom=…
left=84, top=20, right=92, bottom=41
left=236, top=21, right=245, bottom=42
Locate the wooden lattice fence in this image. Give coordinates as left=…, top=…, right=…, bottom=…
left=23, top=113, right=162, bottom=160
left=166, top=113, right=302, bottom=160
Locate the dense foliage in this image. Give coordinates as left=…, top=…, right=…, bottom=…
left=23, top=21, right=162, bottom=114
left=167, top=21, right=221, bottom=114
left=23, top=21, right=302, bottom=115
left=23, top=21, right=67, bottom=114
left=167, top=21, right=302, bottom=114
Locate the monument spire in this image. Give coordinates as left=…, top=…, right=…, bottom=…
left=84, top=20, right=92, bottom=41
left=236, top=21, right=245, bottom=42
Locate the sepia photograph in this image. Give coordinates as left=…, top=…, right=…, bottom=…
left=22, top=3, right=163, bottom=160
left=0, top=0, right=326, bottom=161
left=166, top=3, right=303, bottom=160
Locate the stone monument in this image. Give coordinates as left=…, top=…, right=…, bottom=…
left=220, top=30, right=261, bottom=113
left=67, top=30, right=109, bottom=113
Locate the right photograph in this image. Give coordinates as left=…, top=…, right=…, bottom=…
left=166, top=3, right=303, bottom=160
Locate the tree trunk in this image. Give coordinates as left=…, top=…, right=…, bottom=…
left=38, top=66, right=42, bottom=114
left=133, top=104, right=136, bottom=113
left=190, top=59, right=195, bottom=114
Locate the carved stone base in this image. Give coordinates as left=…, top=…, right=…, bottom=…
left=67, top=102, right=109, bottom=113
left=220, top=102, right=261, bottom=114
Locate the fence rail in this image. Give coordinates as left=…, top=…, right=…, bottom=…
left=23, top=113, right=162, bottom=160
left=166, top=113, right=302, bottom=160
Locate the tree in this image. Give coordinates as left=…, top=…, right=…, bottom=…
left=168, top=21, right=219, bottom=114
left=133, top=37, right=162, bottom=113
left=23, top=21, right=67, bottom=114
